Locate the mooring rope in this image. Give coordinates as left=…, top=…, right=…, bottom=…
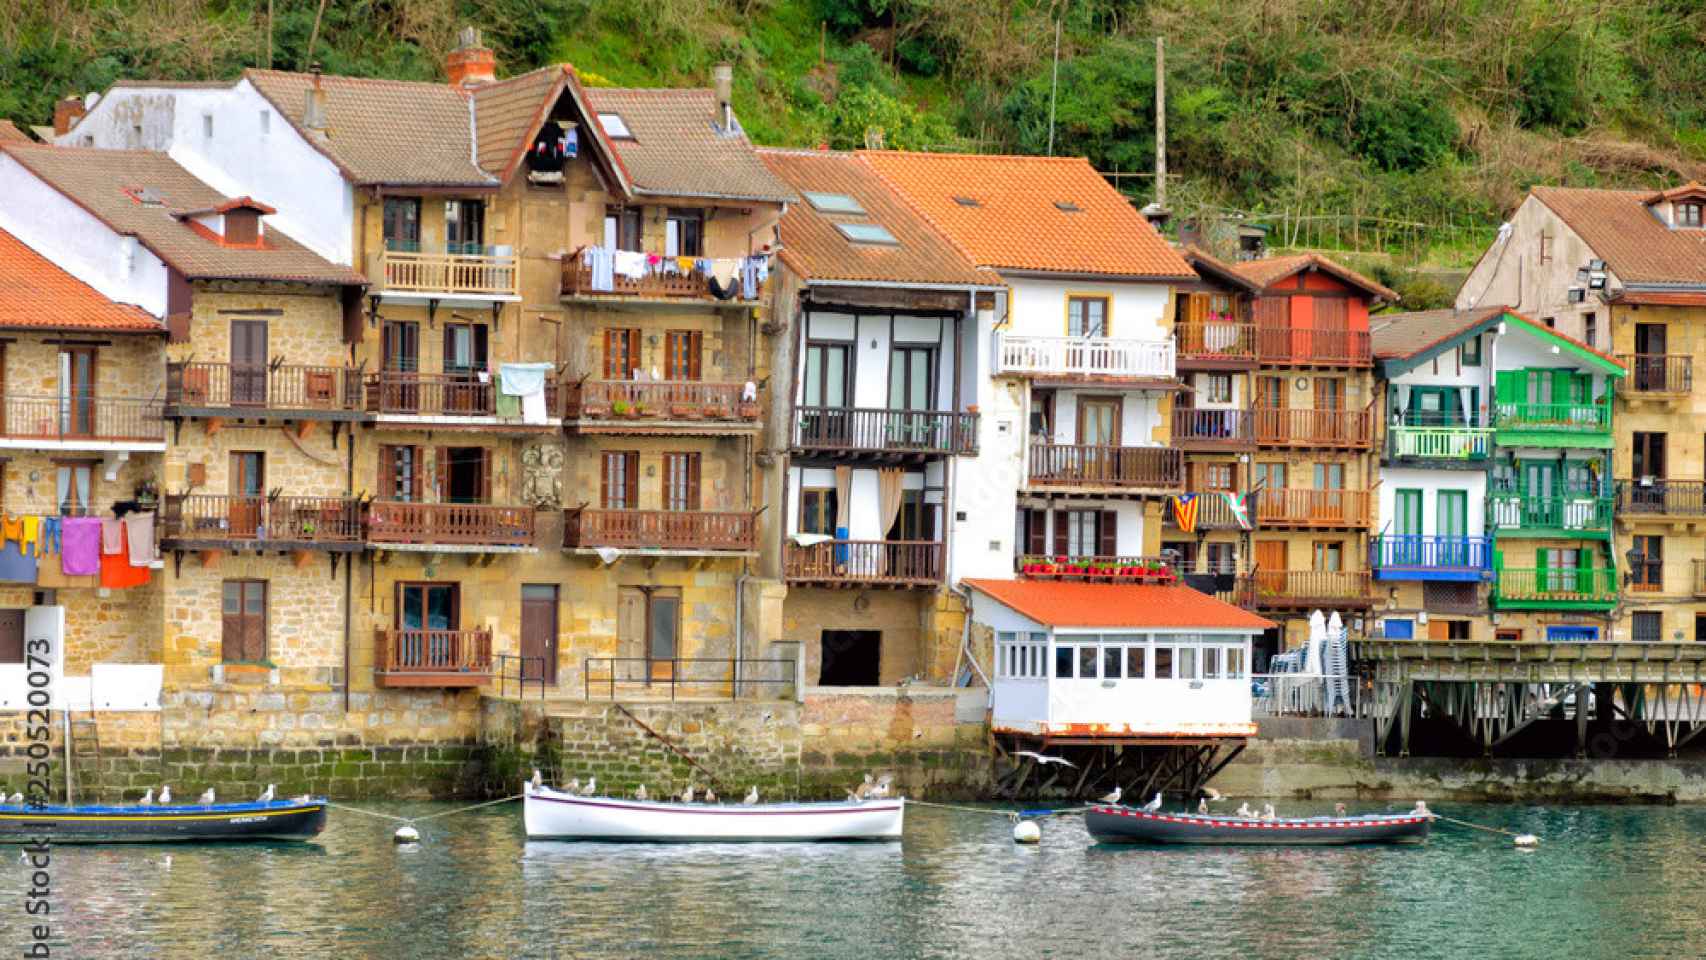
left=906, top=799, right=1094, bottom=821
left=323, top=793, right=524, bottom=827
left=1433, top=813, right=1538, bottom=842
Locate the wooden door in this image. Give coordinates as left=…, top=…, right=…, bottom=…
left=1635, top=323, right=1667, bottom=391
left=1078, top=397, right=1121, bottom=482
left=230, top=320, right=268, bottom=406
left=382, top=321, right=420, bottom=412
left=0, top=609, right=22, bottom=663
left=228, top=451, right=264, bottom=537
left=1254, top=540, right=1287, bottom=596
left=58, top=347, right=97, bottom=436
left=519, top=585, right=558, bottom=685
left=648, top=589, right=681, bottom=682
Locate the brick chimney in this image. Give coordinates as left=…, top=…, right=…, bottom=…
left=447, top=27, right=497, bottom=88
left=712, top=63, right=733, bottom=131
left=53, top=95, right=85, bottom=137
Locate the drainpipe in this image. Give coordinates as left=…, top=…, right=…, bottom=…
left=343, top=405, right=356, bottom=712
left=735, top=568, right=749, bottom=695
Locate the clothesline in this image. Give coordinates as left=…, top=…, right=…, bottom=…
left=0, top=510, right=157, bottom=590
left=579, top=245, right=771, bottom=299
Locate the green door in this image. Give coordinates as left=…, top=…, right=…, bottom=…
left=1437, top=490, right=1467, bottom=567
left=1523, top=461, right=1557, bottom=526
left=1394, top=489, right=1422, bottom=565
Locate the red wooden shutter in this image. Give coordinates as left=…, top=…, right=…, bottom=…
left=1052, top=510, right=1068, bottom=558
left=689, top=331, right=702, bottom=380
left=600, top=452, right=612, bottom=508
left=1024, top=509, right=1046, bottom=556
left=1099, top=510, right=1118, bottom=558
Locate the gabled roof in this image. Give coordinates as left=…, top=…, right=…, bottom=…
left=1371, top=306, right=1506, bottom=371
left=0, top=120, right=31, bottom=143
left=963, top=579, right=1275, bottom=631
left=1180, top=244, right=1261, bottom=293
left=1500, top=309, right=1625, bottom=377
left=176, top=196, right=277, bottom=218
left=583, top=87, right=794, bottom=202
left=0, top=228, right=162, bottom=332
left=857, top=151, right=1195, bottom=280
left=1232, top=253, right=1397, bottom=301
left=1530, top=185, right=1706, bottom=286
left=757, top=148, right=997, bottom=288
left=244, top=69, right=494, bottom=188
left=470, top=65, right=631, bottom=194
left=1, top=144, right=364, bottom=286
left=1641, top=181, right=1706, bottom=204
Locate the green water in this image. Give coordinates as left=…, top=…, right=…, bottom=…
left=2, top=801, right=1701, bottom=959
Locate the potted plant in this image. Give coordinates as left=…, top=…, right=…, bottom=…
left=133, top=479, right=159, bottom=509
left=737, top=400, right=761, bottom=419
left=298, top=518, right=317, bottom=540
left=670, top=401, right=698, bottom=418
left=612, top=399, right=632, bottom=417
left=634, top=401, right=657, bottom=418
left=220, top=659, right=276, bottom=685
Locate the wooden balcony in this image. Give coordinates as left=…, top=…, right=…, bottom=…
left=564, top=508, right=758, bottom=553
left=1255, top=488, right=1372, bottom=528
left=367, top=247, right=519, bottom=300
left=364, top=371, right=559, bottom=424
left=994, top=334, right=1175, bottom=379
left=1255, top=407, right=1373, bottom=448
left=1492, top=567, right=1617, bottom=610
left=158, top=494, right=364, bottom=551
left=1616, top=479, right=1706, bottom=520
left=1234, top=570, right=1372, bottom=608
left=1619, top=354, right=1691, bottom=397
left=1015, top=555, right=1177, bottom=584
left=1255, top=324, right=1371, bottom=366
left=1027, top=443, right=1183, bottom=492
left=784, top=539, right=942, bottom=587
left=565, top=380, right=760, bottom=435
left=1387, top=423, right=1492, bottom=461
left=793, top=407, right=978, bottom=459
left=1492, top=400, right=1612, bottom=448
left=1161, top=491, right=1248, bottom=531
left=0, top=394, right=164, bottom=449
left=366, top=501, right=536, bottom=551
left=1369, top=535, right=1491, bottom=582
left=560, top=255, right=763, bottom=305
left=1487, top=493, right=1612, bottom=537
left=373, top=628, right=493, bottom=688
left=165, top=362, right=364, bottom=419
left=1175, top=321, right=1256, bottom=366
left=1171, top=408, right=1253, bottom=449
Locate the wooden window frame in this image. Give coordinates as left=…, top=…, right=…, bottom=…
left=665, top=208, right=705, bottom=258
left=604, top=328, right=642, bottom=381
left=54, top=459, right=95, bottom=516
left=601, top=450, right=640, bottom=510
left=604, top=206, right=641, bottom=252
left=1632, top=534, right=1663, bottom=592
left=1203, top=373, right=1234, bottom=404
left=1076, top=395, right=1122, bottom=446
left=664, top=330, right=703, bottom=381
left=378, top=444, right=424, bottom=502
left=395, top=581, right=461, bottom=632
left=1312, top=540, right=1344, bottom=572
left=803, top=340, right=854, bottom=409
left=1681, top=203, right=1703, bottom=228
left=1066, top=295, right=1111, bottom=337
left=663, top=452, right=701, bottom=512
left=221, top=579, right=268, bottom=664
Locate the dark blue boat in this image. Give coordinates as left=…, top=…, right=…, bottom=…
left=0, top=798, right=327, bottom=843
left=1086, top=807, right=1432, bottom=846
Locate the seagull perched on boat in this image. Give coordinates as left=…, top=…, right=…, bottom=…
left=530, top=770, right=543, bottom=791
left=1236, top=802, right=1254, bottom=819
left=159, top=786, right=171, bottom=804
left=1014, top=750, right=1078, bottom=769
left=292, top=794, right=312, bottom=804
left=743, top=785, right=759, bottom=806
left=1334, top=802, right=1347, bottom=817
left=679, top=784, right=695, bottom=804
left=198, top=788, right=216, bottom=805
left=5, top=792, right=20, bottom=804
left=563, top=778, right=581, bottom=796
left=257, top=784, right=275, bottom=803
left=1139, top=793, right=1163, bottom=813
left=869, top=775, right=893, bottom=799
left=1197, top=799, right=1209, bottom=815
left=704, top=788, right=717, bottom=804
left=634, top=784, right=648, bottom=801
left=1201, top=786, right=1225, bottom=803
left=584, top=776, right=597, bottom=797
left=1098, top=785, right=1122, bottom=805
left=139, top=787, right=154, bottom=806
left=1262, top=804, right=1277, bottom=821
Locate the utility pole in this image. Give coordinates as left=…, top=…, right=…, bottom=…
left=1155, top=36, right=1166, bottom=211
left=1046, top=18, right=1062, bottom=156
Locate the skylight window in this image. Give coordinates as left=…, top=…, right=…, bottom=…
left=803, top=191, right=865, bottom=215
left=836, top=223, right=898, bottom=245
left=952, top=195, right=981, bottom=207
left=598, top=113, right=633, bottom=139
left=1054, top=201, right=1083, bottom=213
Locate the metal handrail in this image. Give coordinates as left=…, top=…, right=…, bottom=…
left=582, top=657, right=797, bottom=701
left=494, top=654, right=547, bottom=702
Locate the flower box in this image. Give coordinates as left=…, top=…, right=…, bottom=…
left=737, top=402, right=761, bottom=419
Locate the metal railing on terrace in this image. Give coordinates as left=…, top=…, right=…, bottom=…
left=1616, top=479, right=1706, bottom=517
left=166, top=362, right=364, bottom=413
left=1487, top=493, right=1612, bottom=533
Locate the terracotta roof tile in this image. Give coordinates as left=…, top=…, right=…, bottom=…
left=1181, top=244, right=1261, bottom=292
left=1232, top=253, right=1397, bottom=301
left=244, top=69, right=493, bottom=187
left=1532, top=185, right=1706, bottom=285
left=584, top=88, right=794, bottom=202
left=963, top=579, right=1275, bottom=630
left=758, top=149, right=997, bottom=287
left=0, top=120, right=31, bottom=144
left=1, top=144, right=364, bottom=286
left=0, top=228, right=162, bottom=332
left=1370, top=306, right=1504, bottom=360
left=471, top=67, right=569, bottom=180
left=857, top=151, right=1195, bottom=279
left=1611, top=290, right=1706, bottom=307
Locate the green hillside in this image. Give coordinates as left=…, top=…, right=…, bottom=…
left=7, top=0, right=1706, bottom=303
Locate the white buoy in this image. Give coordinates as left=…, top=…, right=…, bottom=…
left=1012, top=819, right=1041, bottom=844
left=1513, top=833, right=1539, bottom=848
left=394, top=824, right=421, bottom=844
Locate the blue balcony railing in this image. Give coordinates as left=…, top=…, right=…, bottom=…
left=1370, top=535, right=1491, bottom=581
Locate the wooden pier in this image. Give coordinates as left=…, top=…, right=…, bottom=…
left=990, top=732, right=1248, bottom=801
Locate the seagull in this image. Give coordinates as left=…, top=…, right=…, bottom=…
left=634, top=784, right=648, bottom=801
left=257, top=784, right=275, bottom=803
left=680, top=784, right=695, bottom=804
left=1262, top=803, right=1277, bottom=821
left=869, top=775, right=893, bottom=799
left=563, top=778, right=581, bottom=796
left=704, top=788, right=717, bottom=804
left=530, top=769, right=543, bottom=791
left=139, top=787, right=154, bottom=806
left=1334, top=802, right=1347, bottom=817
left=292, top=794, right=313, bottom=804
left=1197, top=798, right=1209, bottom=815
left=1139, top=793, right=1163, bottom=813
left=1014, top=750, right=1078, bottom=769
left=1098, top=785, right=1122, bottom=805
left=743, top=785, right=759, bottom=806
left=5, top=792, right=21, bottom=804
left=584, top=776, right=596, bottom=797
left=159, top=786, right=171, bottom=804
left=1201, top=786, right=1225, bottom=803
left=1236, top=802, right=1254, bottom=818
left=198, top=788, right=216, bottom=805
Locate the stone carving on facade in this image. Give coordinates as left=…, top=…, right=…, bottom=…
left=520, top=442, right=565, bottom=508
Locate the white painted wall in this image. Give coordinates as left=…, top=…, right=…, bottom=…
left=955, top=302, right=1023, bottom=582
left=1014, top=499, right=1148, bottom=556
left=1048, top=388, right=1164, bottom=446
left=1376, top=467, right=1487, bottom=538
left=0, top=154, right=170, bottom=317
left=1005, top=276, right=1170, bottom=341
left=62, top=80, right=355, bottom=265
left=1494, top=323, right=1616, bottom=398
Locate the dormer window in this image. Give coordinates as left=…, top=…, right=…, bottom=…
left=1681, top=202, right=1702, bottom=228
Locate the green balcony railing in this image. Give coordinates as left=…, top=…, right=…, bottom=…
left=1493, top=401, right=1611, bottom=438
left=1487, top=493, right=1612, bottom=534
left=1388, top=425, right=1492, bottom=460
left=1492, top=566, right=1618, bottom=608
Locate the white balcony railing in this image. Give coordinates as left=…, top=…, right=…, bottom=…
left=996, top=334, right=1175, bottom=379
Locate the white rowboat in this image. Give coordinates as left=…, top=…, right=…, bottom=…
left=523, top=784, right=905, bottom=842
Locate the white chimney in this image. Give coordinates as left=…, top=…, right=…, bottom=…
left=712, top=63, right=733, bottom=131
left=304, top=63, right=328, bottom=134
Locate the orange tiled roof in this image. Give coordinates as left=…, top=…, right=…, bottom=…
left=1180, top=244, right=1261, bottom=292
left=0, top=120, right=31, bottom=143
left=758, top=148, right=997, bottom=288
left=1233, top=253, right=1397, bottom=301
left=1611, top=290, right=1706, bottom=307
left=1641, top=181, right=1706, bottom=204
left=1370, top=306, right=1505, bottom=360
left=963, top=579, right=1274, bottom=631
left=585, top=87, right=794, bottom=202
left=0, top=228, right=161, bottom=332
left=1532, top=185, right=1706, bottom=285
left=858, top=151, right=1195, bottom=279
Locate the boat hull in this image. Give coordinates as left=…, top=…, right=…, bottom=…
left=0, top=800, right=328, bottom=843
left=524, top=788, right=904, bottom=842
left=1085, top=807, right=1432, bottom=846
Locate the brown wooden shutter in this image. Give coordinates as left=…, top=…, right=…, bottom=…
left=341, top=286, right=364, bottom=345
left=1099, top=510, right=1118, bottom=558
left=378, top=445, right=395, bottom=499
left=617, top=586, right=646, bottom=659
left=602, top=329, right=615, bottom=379
left=435, top=446, right=449, bottom=502
left=686, top=453, right=701, bottom=510
left=408, top=446, right=424, bottom=501
left=1024, top=509, right=1045, bottom=556
left=599, top=452, right=612, bottom=508
left=1052, top=510, right=1068, bottom=558
left=245, top=584, right=267, bottom=662
left=478, top=449, right=492, bottom=503
left=624, top=452, right=639, bottom=509
left=689, top=331, right=702, bottom=380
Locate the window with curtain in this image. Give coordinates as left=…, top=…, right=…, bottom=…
left=56, top=463, right=92, bottom=516
left=1067, top=296, right=1109, bottom=337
